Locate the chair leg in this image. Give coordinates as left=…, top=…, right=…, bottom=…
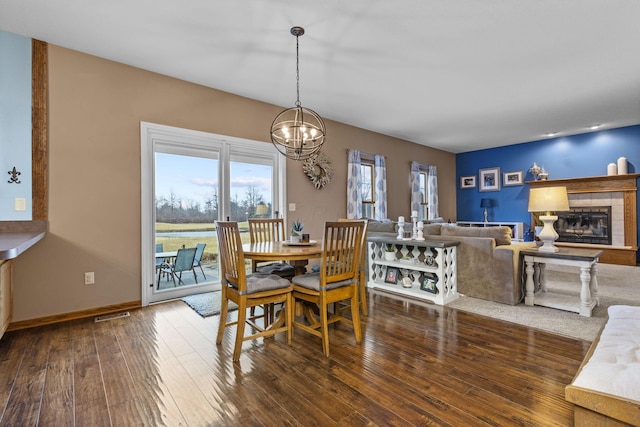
left=233, top=300, right=248, bottom=361
left=359, top=270, right=368, bottom=316
left=198, top=264, right=206, bottom=279
left=216, top=287, right=229, bottom=345
left=319, top=295, right=330, bottom=357
left=192, top=268, right=198, bottom=284
left=351, top=285, right=363, bottom=343
left=286, top=293, right=293, bottom=344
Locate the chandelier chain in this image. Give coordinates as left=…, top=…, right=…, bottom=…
left=295, top=34, right=301, bottom=107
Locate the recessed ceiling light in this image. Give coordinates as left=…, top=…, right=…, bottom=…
left=544, top=132, right=558, bottom=137
left=589, top=124, right=602, bottom=130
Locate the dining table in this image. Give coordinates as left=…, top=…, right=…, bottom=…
left=241, top=240, right=322, bottom=276
left=242, top=240, right=323, bottom=323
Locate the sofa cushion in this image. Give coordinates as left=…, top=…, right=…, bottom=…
left=441, top=225, right=512, bottom=246
left=366, top=220, right=396, bottom=233
left=422, top=223, right=442, bottom=235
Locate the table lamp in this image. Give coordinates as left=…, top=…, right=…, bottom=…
left=528, top=186, right=569, bottom=252
left=480, top=198, right=493, bottom=223
left=255, top=202, right=269, bottom=216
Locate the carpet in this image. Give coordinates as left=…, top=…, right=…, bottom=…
left=447, top=262, right=640, bottom=341
left=181, top=291, right=238, bottom=317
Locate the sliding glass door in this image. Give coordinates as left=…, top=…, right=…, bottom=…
left=141, top=122, right=285, bottom=305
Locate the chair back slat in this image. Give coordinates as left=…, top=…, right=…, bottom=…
left=321, top=221, right=365, bottom=284
left=216, top=221, right=247, bottom=292
left=248, top=218, right=286, bottom=243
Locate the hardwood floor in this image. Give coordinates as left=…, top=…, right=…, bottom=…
left=0, top=291, right=590, bottom=426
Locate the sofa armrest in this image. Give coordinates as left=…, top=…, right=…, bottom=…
left=493, top=243, right=538, bottom=305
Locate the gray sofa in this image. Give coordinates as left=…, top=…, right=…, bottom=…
left=367, top=220, right=537, bottom=305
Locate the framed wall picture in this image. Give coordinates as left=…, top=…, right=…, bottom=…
left=503, top=170, right=524, bottom=186
left=479, top=167, right=501, bottom=192
left=460, top=175, right=476, bottom=189
left=384, top=267, right=399, bottom=284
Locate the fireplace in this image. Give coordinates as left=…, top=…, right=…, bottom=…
left=555, top=206, right=611, bottom=245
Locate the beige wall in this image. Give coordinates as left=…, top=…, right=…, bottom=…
left=12, top=45, right=455, bottom=322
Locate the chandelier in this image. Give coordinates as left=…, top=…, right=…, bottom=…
left=270, top=26, right=326, bottom=161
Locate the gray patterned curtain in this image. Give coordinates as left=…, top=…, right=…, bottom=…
left=346, top=150, right=362, bottom=219
left=374, top=155, right=387, bottom=220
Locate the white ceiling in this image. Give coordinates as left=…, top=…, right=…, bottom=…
left=1, top=0, right=639, bottom=153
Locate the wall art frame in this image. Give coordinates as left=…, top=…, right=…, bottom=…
left=460, top=175, right=476, bottom=189
left=479, top=167, right=501, bottom=192
left=503, top=170, right=524, bottom=186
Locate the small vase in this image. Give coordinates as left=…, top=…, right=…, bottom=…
left=384, top=251, right=395, bottom=261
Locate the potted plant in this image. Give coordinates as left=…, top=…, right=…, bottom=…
left=384, top=244, right=396, bottom=261
left=290, top=219, right=304, bottom=243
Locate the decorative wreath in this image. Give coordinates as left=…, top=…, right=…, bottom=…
left=302, top=152, right=333, bottom=189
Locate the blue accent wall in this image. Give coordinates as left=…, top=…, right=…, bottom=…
left=0, top=30, right=32, bottom=220
left=456, top=125, right=640, bottom=235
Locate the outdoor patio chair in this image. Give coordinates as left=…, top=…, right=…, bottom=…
left=193, top=243, right=207, bottom=279
left=159, top=247, right=198, bottom=287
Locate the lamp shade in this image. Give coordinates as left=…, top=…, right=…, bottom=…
left=480, top=198, right=493, bottom=208
left=528, top=186, right=569, bottom=213
left=255, top=202, right=269, bottom=216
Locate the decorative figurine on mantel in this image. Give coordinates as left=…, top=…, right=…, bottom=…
left=529, top=162, right=541, bottom=180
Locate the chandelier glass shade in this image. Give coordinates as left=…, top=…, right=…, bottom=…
left=270, top=26, right=326, bottom=161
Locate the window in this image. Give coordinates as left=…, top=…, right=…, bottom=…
left=418, top=170, right=429, bottom=220
left=360, top=161, right=374, bottom=218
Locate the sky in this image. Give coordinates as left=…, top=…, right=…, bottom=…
left=155, top=152, right=273, bottom=209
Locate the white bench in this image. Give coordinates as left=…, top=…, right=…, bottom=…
left=565, top=305, right=640, bottom=426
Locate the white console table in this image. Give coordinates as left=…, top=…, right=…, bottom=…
left=522, top=248, right=603, bottom=317
left=456, top=221, right=524, bottom=241
left=367, top=236, right=459, bottom=305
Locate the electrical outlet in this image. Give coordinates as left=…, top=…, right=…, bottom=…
left=84, top=272, right=95, bottom=285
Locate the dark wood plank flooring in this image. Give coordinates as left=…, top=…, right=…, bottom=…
left=0, top=291, right=590, bottom=426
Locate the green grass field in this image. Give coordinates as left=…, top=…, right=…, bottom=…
left=155, top=222, right=251, bottom=261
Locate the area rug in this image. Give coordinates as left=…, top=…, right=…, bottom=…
left=447, top=262, right=640, bottom=341
left=181, top=291, right=238, bottom=317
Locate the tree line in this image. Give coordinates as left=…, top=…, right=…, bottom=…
left=156, top=185, right=269, bottom=223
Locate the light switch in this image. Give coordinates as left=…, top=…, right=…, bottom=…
left=289, top=203, right=296, bottom=211
left=14, top=198, right=26, bottom=211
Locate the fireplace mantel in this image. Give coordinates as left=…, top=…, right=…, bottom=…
left=527, top=174, right=640, bottom=265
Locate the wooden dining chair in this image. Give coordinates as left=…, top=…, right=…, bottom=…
left=338, top=218, right=369, bottom=316
left=215, top=221, right=293, bottom=362
left=247, top=218, right=295, bottom=278
left=291, top=220, right=365, bottom=357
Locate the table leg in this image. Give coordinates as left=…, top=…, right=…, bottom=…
left=579, top=266, right=593, bottom=317
left=525, top=259, right=535, bottom=306
left=590, top=263, right=600, bottom=306
left=290, top=260, right=309, bottom=276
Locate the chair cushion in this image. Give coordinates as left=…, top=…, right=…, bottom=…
left=246, top=274, right=291, bottom=294
left=256, top=262, right=295, bottom=276
left=292, top=272, right=352, bottom=291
